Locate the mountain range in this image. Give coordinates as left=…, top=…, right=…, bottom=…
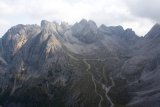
left=0, top=19, right=160, bottom=107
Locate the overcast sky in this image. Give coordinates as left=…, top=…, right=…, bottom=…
left=0, top=0, right=159, bottom=36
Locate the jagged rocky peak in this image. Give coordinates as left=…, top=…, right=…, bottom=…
left=72, top=19, right=97, bottom=32
left=88, top=20, right=97, bottom=29
left=2, top=24, right=41, bottom=47
left=58, top=21, right=71, bottom=34
left=122, top=28, right=139, bottom=43
left=98, top=24, right=139, bottom=45
left=110, top=25, right=124, bottom=31
left=99, top=24, right=124, bottom=35
left=6, top=24, right=26, bottom=36
left=0, top=24, right=41, bottom=62
left=71, top=19, right=98, bottom=43
left=41, top=20, right=59, bottom=32
left=60, top=21, right=70, bottom=29
left=4, top=24, right=40, bottom=38
left=145, top=23, right=160, bottom=39
left=124, top=28, right=137, bottom=37
left=99, top=24, right=107, bottom=29
left=79, top=19, right=88, bottom=25
left=108, top=25, right=124, bottom=36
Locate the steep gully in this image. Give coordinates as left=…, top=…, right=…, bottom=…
left=83, top=59, right=115, bottom=107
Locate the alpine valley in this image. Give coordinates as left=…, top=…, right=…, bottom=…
left=0, top=19, right=160, bottom=107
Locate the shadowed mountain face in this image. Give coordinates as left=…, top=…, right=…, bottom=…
left=0, top=19, right=160, bottom=107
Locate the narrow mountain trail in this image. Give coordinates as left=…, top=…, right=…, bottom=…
left=83, top=59, right=103, bottom=107
left=102, top=77, right=115, bottom=107
left=91, top=75, right=104, bottom=107
left=65, top=52, right=115, bottom=107
left=101, top=65, right=115, bottom=107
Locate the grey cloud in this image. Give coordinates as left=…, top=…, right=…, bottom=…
left=125, top=0, right=160, bottom=22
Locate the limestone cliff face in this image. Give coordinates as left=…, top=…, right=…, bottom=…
left=0, top=24, right=41, bottom=62
left=0, top=20, right=160, bottom=107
